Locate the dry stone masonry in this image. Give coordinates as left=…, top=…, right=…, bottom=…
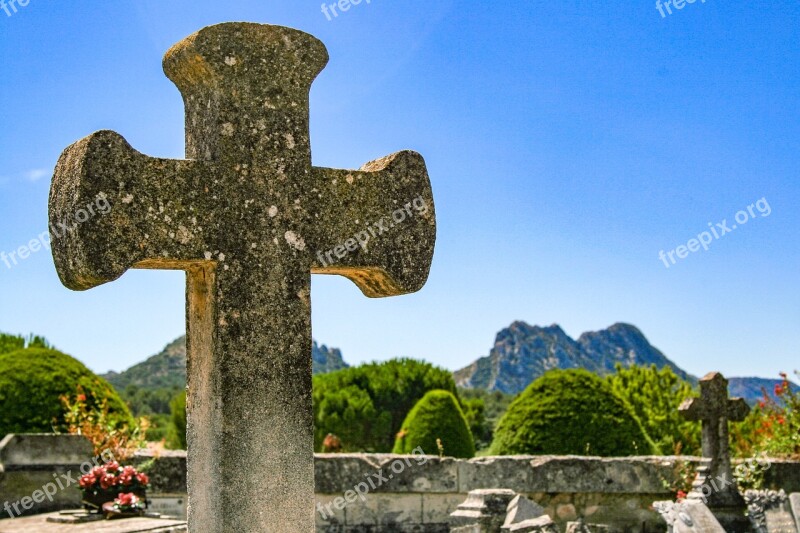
left=48, top=22, right=436, bottom=533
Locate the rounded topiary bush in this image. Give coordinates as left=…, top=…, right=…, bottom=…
left=393, top=389, right=475, bottom=458
left=489, top=369, right=656, bottom=456
left=0, top=347, right=132, bottom=436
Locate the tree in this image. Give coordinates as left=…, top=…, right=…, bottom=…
left=167, top=390, right=187, bottom=450
left=490, top=369, right=656, bottom=456
left=459, top=388, right=516, bottom=451
left=606, top=364, right=701, bottom=455
left=313, top=358, right=458, bottom=452
left=0, top=347, right=132, bottom=436
left=393, top=390, right=475, bottom=458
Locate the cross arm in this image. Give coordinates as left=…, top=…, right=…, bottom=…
left=678, top=397, right=703, bottom=421
left=49, top=130, right=213, bottom=290
left=310, top=150, right=436, bottom=298
left=727, top=398, right=750, bottom=422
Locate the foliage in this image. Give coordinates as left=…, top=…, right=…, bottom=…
left=732, top=372, right=800, bottom=459
left=393, top=390, right=475, bottom=458
left=0, top=333, right=51, bottom=356
left=733, top=453, right=771, bottom=491
left=658, top=444, right=697, bottom=501
left=490, top=369, right=657, bottom=456
left=120, top=384, right=182, bottom=416
left=459, top=388, right=516, bottom=451
left=313, top=358, right=458, bottom=452
left=61, top=388, right=147, bottom=461
left=167, top=390, right=187, bottom=450
left=0, top=347, right=132, bottom=438
left=460, top=397, right=490, bottom=450
left=606, top=364, right=701, bottom=455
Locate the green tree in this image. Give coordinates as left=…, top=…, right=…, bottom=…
left=313, top=358, right=458, bottom=452
left=0, top=347, right=132, bottom=436
left=393, top=390, right=475, bottom=458
left=459, top=388, right=516, bottom=451
left=490, top=369, right=656, bottom=456
left=606, top=364, right=701, bottom=455
left=167, top=390, right=187, bottom=450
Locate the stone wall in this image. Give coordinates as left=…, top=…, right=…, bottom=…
left=3, top=435, right=800, bottom=532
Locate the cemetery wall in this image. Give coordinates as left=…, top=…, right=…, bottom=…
left=2, top=436, right=800, bottom=531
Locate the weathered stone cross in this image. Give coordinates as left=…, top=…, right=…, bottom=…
left=679, top=372, right=750, bottom=508
left=48, top=23, right=435, bottom=532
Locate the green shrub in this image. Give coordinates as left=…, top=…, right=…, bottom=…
left=0, top=347, right=132, bottom=436
left=393, top=390, right=475, bottom=458
left=606, top=364, right=700, bottom=455
left=167, top=390, right=187, bottom=450
left=0, top=333, right=50, bottom=356
left=489, top=369, right=656, bottom=456
left=313, top=358, right=458, bottom=452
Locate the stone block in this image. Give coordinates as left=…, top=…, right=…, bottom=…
left=345, top=493, right=423, bottom=529
left=0, top=434, right=92, bottom=467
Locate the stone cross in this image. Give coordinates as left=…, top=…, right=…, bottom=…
left=48, top=23, right=435, bottom=532
left=679, top=372, right=750, bottom=509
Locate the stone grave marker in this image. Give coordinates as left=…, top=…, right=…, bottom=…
left=745, top=490, right=798, bottom=533
left=48, top=22, right=436, bottom=533
left=679, top=372, right=750, bottom=509
left=791, top=493, right=800, bottom=532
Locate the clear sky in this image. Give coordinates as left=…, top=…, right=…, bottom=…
left=0, top=0, right=797, bottom=379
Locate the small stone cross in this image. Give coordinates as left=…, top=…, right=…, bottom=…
left=48, top=23, right=436, bottom=532
left=679, top=372, right=750, bottom=508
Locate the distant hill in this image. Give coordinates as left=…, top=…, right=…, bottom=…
left=454, top=321, right=788, bottom=406
left=103, top=336, right=349, bottom=391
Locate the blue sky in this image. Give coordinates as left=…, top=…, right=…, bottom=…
left=0, top=0, right=797, bottom=379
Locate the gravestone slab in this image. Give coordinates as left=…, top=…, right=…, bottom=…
left=49, top=21, right=435, bottom=533
left=791, top=493, right=800, bottom=532
left=502, top=495, right=556, bottom=533
left=654, top=500, right=726, bottom=533
left=0, top=511, right=187, bottom=532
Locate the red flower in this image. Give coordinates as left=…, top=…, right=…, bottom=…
left=115, top=492, right=139, bottom=508
left=105, top=461, right=121, bottom=474
left=775, top=384, right=784, bottom=396
left=778, top=417, right=786, bottom=425
left=136, top=473, right=150, bottom=486
left=99, top=474, right=116, bottom=490
left=119, top=474, right=134, bottom=486
left=79, top=474, right=96, bottom=489
left=757, top=400, right=767, bottom=409
left=676, top=490, right=687, bottom=501
left=92, top=467, right=106, bottom=479
left=76, top=394, right=87, bottom=402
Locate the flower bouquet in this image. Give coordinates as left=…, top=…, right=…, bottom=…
left=79, top=461, right=149, bottom=513
left=102, top=492, right=147, bottom=519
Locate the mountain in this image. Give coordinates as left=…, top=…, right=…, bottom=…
left=454, top=321, right=792, bottom=406
left=103, top=336, right=349, bottom=391
left=454, top=322, right=690, bottom=395
left=577, top=323, right=694, bottom=383
left=728, top=377, right=797, bottom=406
